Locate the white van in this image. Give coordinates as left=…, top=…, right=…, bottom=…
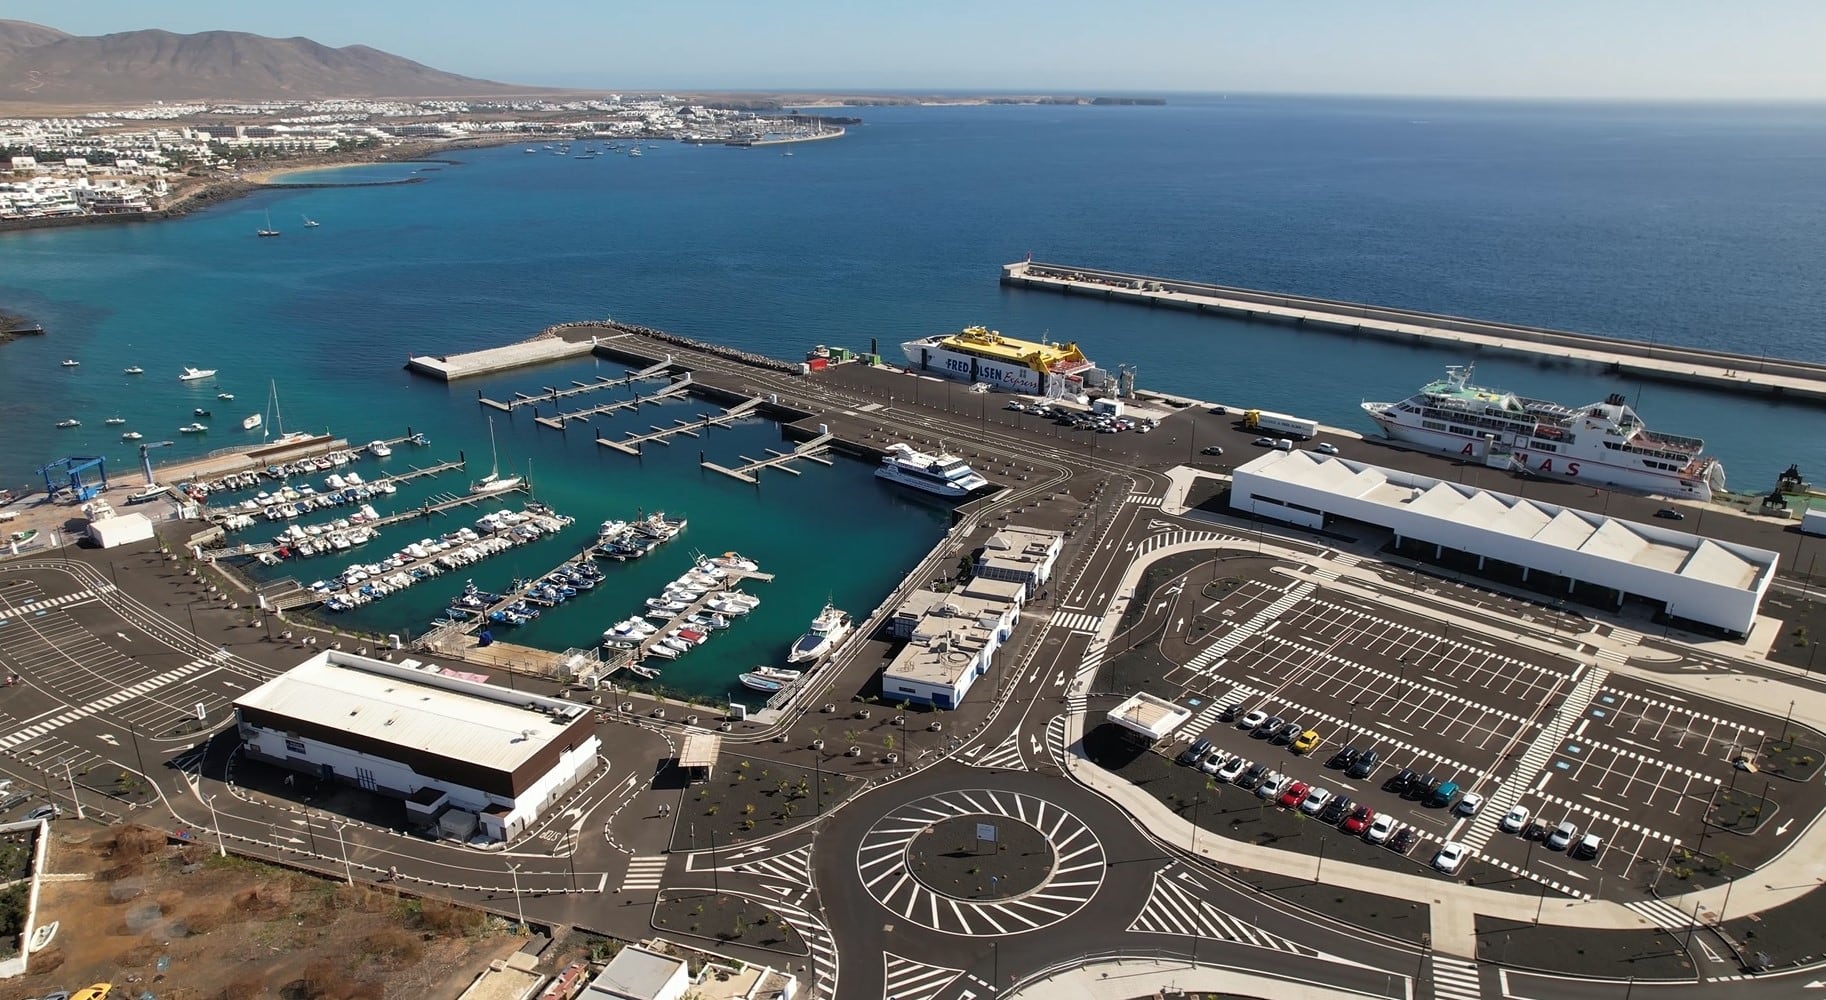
left=1273, top=439, right=1293, bottom=451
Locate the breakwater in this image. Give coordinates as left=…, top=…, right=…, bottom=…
left=1001, top=261, right=1826, bottom=405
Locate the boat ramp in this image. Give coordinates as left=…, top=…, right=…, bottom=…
left=702, top=431, right=834, bottom=485
left=531, top=376, right=693, bottom=430
left=478, top=358, right=677, bottom=412
left=595, top=396, right=763, bottom=455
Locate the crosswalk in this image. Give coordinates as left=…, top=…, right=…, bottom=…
left=0, top=658, right=210, bottom=748
left=882, top=952, right=963, bottom=1000
left=1181, top=582, right=1314, bottom=681
left=1182, top=691, right=1238, bottom=739
left=1627, top=896, right=1696, bottom=931
left=1043, top=713, right=1070, bottom=766
left=1610, top=627, right=1644, bottom=647
left=620, top=855, right=666, bottom=892
left=724, top=844, right=814, bottom=888
left=1461, top=665, right=1608, bottom=853
left=769, top=896, right=838, bottom=998
left=1137, top=530, right=1232, bottom=556
left=1129, top=868, right=1313, bottom=955
left=1126, top=494, right=1164, bottom=507
left=1051, top=611, right=1104, bottom=634
left=1429, top=956, right=1483, bottom=1000
left=0, top=587, right=105, bottom=621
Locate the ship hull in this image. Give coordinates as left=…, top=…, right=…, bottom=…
left=901, top=338, right=1087, bottom=395
left=1363, top=404, right=1715, bottom=501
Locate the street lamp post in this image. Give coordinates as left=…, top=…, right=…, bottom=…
left=333, top=823, right=353, bottom=884
left=506, top=862, right=526, bottom=931
left=203, top=793, right=227, bottom=858
left=64, top=760, right=84, bottom=821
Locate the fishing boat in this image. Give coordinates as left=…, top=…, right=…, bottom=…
left=751, top=665, right=802, bottom=683
left=55, top=418, right=79, bottom=428
left=368, top=440, right=393, bottom=457
left=123, top=366, right=143, bottom=375
left=179, top=422, right=208, bottom=434
left=738, top=671, right=784, bottom=693
left=470, top=416, right=524, bottom=494
left=242, top=413, right=263, bottom=431
left=787, top=602, right=851, bottom=663
left=125, top=484, right=166, bottom=504
left=104, top=416, right=126, bottom=425
left=178, top=367, right=216, bottom=381
left=257, top=209, right=280, bottom=238
left=1362, top=365, right=1728, bottom=500
left=60, top=359, right=80, bottom=367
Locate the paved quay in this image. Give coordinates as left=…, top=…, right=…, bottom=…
left=1003, top=259, right=1826, bottom=404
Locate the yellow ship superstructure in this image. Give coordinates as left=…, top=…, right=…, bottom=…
left=901, top=325, right=1102, bottom=395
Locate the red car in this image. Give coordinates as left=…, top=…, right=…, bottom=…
left=1276, top=780, right=1311, bottom=809
left=1342, top=803, right=1376, bottom=835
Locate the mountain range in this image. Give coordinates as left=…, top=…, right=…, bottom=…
left=0, top=20, right=535, bottom=105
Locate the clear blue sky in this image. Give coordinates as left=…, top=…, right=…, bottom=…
left=8, top=0, right=1826, bottom=99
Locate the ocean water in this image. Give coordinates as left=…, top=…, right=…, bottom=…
left=4, top=95, right=1826, bottom=697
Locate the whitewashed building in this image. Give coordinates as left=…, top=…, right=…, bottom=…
left=234, top=650, right=599, bottom=841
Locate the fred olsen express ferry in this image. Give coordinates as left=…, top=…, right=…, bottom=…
left=902, top=326, right=1104, bottom=395
left=1361, top=366, right=1727, bottom=501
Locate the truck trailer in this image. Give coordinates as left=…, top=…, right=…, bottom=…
left=1243, top=409, right=1319, bottom=441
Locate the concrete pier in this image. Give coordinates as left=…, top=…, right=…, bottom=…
left=595, top=397, right=763, bottom=455
left=1001, top=260, right=1826, bottom=404
left=531, top=377, right=692, bottom=430
left=480, top=359, right=676, bottom=411
left=407, top=335, right=601, bottom=381
left=702, top=432, right=835, bottom=484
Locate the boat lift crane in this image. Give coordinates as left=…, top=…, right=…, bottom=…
left=138, top=441, right=175, bottom=485
left=37, top=456, right=109, bottom=502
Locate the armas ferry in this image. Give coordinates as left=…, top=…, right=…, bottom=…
left=901, top=326, right=1104, bottom=396
left=1362, top=366, right=1726, bottom=501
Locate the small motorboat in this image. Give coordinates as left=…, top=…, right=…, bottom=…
left=751, top=666, right=802, bottom=683
left=179, top=422, right=208, bottom=434
left=178, top=367, right=216, bottom=381
left=104, top=416, right=126, bottom=425
left=55, top=418, right=80, bottom=428
left=368, top=440, right=393, bottom=457
left=125, top=485, right=167, bottom=505
left=243, top=413, right=263, bottom=430
left=218, top=392, right=236, bottom=401
left=627, top=664, right=660, bottom=679
left=123, top=366, right=144, bottom=375
left=121, top=431, right=143, bottom=441
left=738, top=671, right=784, bottom=693
left=60, top=359, right=80, bottom=367
left=193, top=408, right=212, bottom=418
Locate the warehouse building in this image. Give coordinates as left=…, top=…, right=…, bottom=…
left=1232, top=450, right=1777, bottom=636
left=234, top=650, right=600, bottom=842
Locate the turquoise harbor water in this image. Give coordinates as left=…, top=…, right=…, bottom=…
left=4, top=97, right=1826, bottom=697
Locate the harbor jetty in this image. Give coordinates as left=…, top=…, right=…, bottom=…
left=531, top=377, right=692, bottom=430
left=479, top=358, right=677, bottom=411
left=702, top=431, right=835, bottom=485
left=1001, top=260, right=1826, bottom=405
left=596, top=397, right=763, bottom=455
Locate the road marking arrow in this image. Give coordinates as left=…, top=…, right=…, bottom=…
left=116, top=631, right=132, bottom=642
left=98, top=734, right=119, bottom=746
left=1777, top=819, right=1794, bottom=836
left=1801, top=979, right=1825, bottom=988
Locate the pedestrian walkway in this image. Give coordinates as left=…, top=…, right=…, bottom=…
left=1460, top=665, right=1607, bottom=854
left=1128, top=868, right=1314, bottom=956
left=968, top=732, right=1026, bottom=770
left=1125, top=494, right=1164, bottom=507
left=1051, top=611, right=1103, bottom=633
left=1429, top=955, right=1483, bottom=1000
left=0, top=586, right=106, bottom=621
left=1181, top=581, right=1314, bottom=682
left=881, top=953, right=962, bottom=1000
left=0, top=657, right=210, bottom=748
left=620, top=855, right=666, bottom=892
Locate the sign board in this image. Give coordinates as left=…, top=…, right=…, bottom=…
left=976, top=822, right=997, bottom=844
left=195, top=702, right=207, bottom=721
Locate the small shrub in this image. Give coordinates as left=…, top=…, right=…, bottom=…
left=217, top=971, right=266, bottom=999
left=361, top=925, right=424, bottom=962
left=110, top=824, right=167, bottom=859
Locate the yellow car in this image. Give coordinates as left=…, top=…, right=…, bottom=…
left=1291, top=729, right=1321, bottom=754
left=72, top=984, right=113, bottom=1000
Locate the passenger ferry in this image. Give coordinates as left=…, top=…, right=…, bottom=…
left=901, top=326, right=1103, bottom=396
left=1362, top=366, right=1726, bottom=500
left=875, top=443, right=989, bottom=498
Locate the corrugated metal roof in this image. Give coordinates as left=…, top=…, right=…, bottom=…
left=235, top=651, right=582, bottom=774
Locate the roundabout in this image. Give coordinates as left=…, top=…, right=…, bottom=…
left=854, top=787, right=1105, bottom=935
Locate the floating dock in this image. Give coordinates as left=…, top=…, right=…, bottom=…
left=1001, top=260, right=1826, bottom=404
left=479, top=359, right=677, bottom=411
left=532, top=377, right=692, bottom=430
left=625, top=564, right=775, bottom=664
left=702, top=432, right=835, bottom=484
left=595, top=397, right=762, bottom=455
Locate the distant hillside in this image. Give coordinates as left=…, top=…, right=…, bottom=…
left=0, top=19, right=538, bottom=105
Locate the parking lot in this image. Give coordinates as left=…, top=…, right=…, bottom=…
left=1144, top=561, right=1818, bottom=900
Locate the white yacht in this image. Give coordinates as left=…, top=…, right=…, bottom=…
left=786, top=603, right=850, bottom=663
left=242, top=413, right=263, bottom=431
left=470, top=416, right=523, bottom=495
left=368, top=440, right=393, bottom=458
left=123, top=366, right=144, bottom=375
left=875, top=443, right=989, bottom=498
left=178, top=367, right=217, bottom=381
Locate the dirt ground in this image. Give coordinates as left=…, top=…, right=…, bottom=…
left=10, top=825, right=524, bottom=1000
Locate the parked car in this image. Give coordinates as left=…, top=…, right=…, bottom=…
left=1407, top=773, right=1441, bottom=801
left=1271, top=721, right=1303, bottom=745
left=1455, top=792, right=1485, bottom=817
left=1499, top=805, right=1531, bottom=834
left=1239, top=709, right=1270, bottom=730
left=1319, top=795, right=1354, bottom=825
left=1385, top=767, right=1417, bottom=793
left=1273, top=438, right=1294, bottom=451
left=1313, top=442, right=1340, bottom=455
left=1346, top=749, right=1379, bottom=780
left=1199, top=750, right=1227, bottom=776
left=1254, top=715, right=1286, bottom=738
left=1365, top=813, right=1398, bottom=844
left=1327, top=746, right=1360, bottom=770
left=1005, top=402, right=1026, bottom=412
left=1277, top=780, right=1311, bottom=809
left=1342, top=804, right=1376, bottom=835
left=1252, top=436, right=1275, bottom=447
left=1291, top=729, right=1321, bottom=754
left=1236, top=763, right=1269, bottom=791
left=1433, top=841, right=1469, bottom=874
left=1177, top=738, right=1213, bottom=766
left=1201, top=445, right=1225, bottom=456
left=1654, top=508, right=1686, bottom=520
left=1572, top=833, right=1603, bottom=860
left=1389, top=827, right=1419, bottom=855
left=1256, top=772, right=1289, bottom=800
left=25, top=804, right=61, bottom=821
left=1217, top=702, right=1241, bottom=723
left=1547, top=820, right=1579, bottom=851
left=1299, top=786, right=1333, bottom=816
left=1427, top=780, right=1460, bottom=809
left=1216, top=756, right=1250, bottom=783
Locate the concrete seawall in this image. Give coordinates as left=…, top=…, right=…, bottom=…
left=1001, top=261, right=1826, bottom=405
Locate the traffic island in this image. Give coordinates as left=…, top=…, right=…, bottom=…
left=668, top=755, right=863, bottom=851
left=1474, top=915, right=1696, bottom=980
left=652, top=889, right=807, bottom=954
left=905, top=814, right=1054, bottom=901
